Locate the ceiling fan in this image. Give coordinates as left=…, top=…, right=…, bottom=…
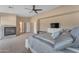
left=25, top=5, right=43, bottom=14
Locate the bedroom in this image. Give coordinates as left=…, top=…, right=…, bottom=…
left=0, top=5, right=79, bottom=53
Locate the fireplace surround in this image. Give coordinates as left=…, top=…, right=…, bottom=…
left=4, top=27, right=16, bottom=36
left=0, top=25, right=16, bottom=39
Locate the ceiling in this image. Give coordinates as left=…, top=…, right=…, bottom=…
left=0, top=5, right=60, bottom=17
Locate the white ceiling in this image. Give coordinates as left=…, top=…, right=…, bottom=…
left=0, top=5, right=60, bottom=17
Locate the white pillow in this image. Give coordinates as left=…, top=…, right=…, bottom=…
left=51, top=32, right=60, bottom=39
left=48, top=28, right=63, bottom=39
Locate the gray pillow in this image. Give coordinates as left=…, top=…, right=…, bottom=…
left=54, top=30, right=73, bottom=50
left=70, top=27, right=79, bottom=48
left=70, top=27, right=79, bottom=38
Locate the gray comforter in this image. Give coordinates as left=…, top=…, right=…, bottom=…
left=28, top=32, right=73, bottom=53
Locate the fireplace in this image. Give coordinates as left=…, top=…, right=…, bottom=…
left=4, top=27, right=16, bottom=36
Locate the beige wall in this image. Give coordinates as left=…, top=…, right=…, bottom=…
left=24, top=17, right=31, bottom=32
left=0, top=15, right=16, bottom=26
left=16, top=16, right=30, bottom=35
left=30, top=6, right=79, bottom=33
left=16, top=16, right=25, bottom=35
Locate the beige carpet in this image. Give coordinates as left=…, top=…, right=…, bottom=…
left=0, top=33, right=32, bottom=53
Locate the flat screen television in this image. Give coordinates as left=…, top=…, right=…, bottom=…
left=50, top=23, right=60, bottom=28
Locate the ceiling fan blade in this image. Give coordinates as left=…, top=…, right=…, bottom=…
left=35, top=9, right=42, bottom=11
left=35, top=11, right=38, bottom=14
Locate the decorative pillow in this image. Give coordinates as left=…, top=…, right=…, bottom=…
left=48, top=28, right=63, bottom=39
left=54, top=30, right=73, bottom=50
left=70, top=27, right=79, bottom=38
left=70, top=27, right=79, bottom=48
left=51, top=31, right=61, bottom=39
